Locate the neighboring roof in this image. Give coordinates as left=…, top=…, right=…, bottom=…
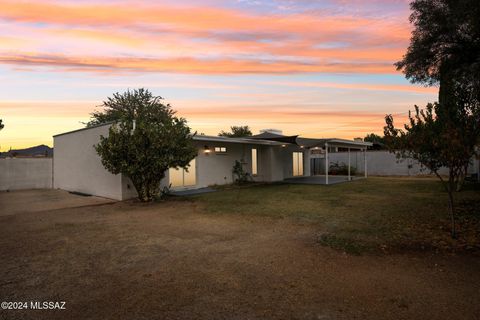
left=193, top=135, right=283, bottom=145
left=250, top=132, right=299, bottom=144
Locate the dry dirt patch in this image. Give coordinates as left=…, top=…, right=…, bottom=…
left=0, top=190, right=479, bottom=320
left=0, top=189, right=115, bottom=216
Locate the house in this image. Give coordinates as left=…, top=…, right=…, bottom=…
left=53, top=123, right=371, bottom=200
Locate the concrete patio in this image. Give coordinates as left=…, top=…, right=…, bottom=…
left=284, top=175, right=363, bottom=185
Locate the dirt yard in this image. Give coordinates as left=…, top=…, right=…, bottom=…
left=1, top=189, right=479, bottom=320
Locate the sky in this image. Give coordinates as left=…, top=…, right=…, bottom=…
left=0, top=0, right=438, bottom=150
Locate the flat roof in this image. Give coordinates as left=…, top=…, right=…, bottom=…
left=297, top=137, right=372, bottom=148
left=53, top=123, right=372, bottom=148
left=193, top=135, right=283, bottom=145
left=53, top=121, right=113, bottom=138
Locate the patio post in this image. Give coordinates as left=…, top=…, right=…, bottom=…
left=364, top=148, right=367, bottom=178
left=348, top=147, right=351, bottom=181
left=325, top=142, right=329, bottom=185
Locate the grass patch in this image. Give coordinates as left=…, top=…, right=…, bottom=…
left=318, top=233, right=373, bottom=255
left=193, top=177, right=480, bottom=254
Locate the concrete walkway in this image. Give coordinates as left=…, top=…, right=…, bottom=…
left=0, top=189, right=116, bottom=216
left=284, top=175, right=363, bottom=185
left=170, top=187, right=216, bottom=196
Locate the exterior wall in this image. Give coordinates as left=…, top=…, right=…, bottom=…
left=53, top=124, right=312, bottom=199
left=326, top=150, right=456, bottom=176
left=194, top=141, right=262, bottom=188
left=187, top=141, right=309, bottom=189
left=268, top=145, right=310, bottom=180
left=0, top=158, right=53, bottom=191
left=54, top=125, right=124, bottom=200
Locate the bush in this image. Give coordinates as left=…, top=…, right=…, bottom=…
left=232, top=160, right=250, bottom=184
left=329, top=161, right=356, bottom=175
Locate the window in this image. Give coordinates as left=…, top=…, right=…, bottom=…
left=292, top=152, right=304, bottom=176
left=252, top=148, right=258, bottom=175
left=214, top=146, right=227, bottom=153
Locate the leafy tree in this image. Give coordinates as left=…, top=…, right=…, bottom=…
left=384, top=102, right=479, bottom=238
left=364, top=133, right=386, bottom=150
left=388, top=0, right=480, bottom=238
left=364, top=133, right=384, bottom=143
left=395, top=0, right=480, bottom=104
left=0, top=119, right=4, bottom=131
left=94, top=89, right=197, bottom=202
left=219, top=126, right=252, bottom=137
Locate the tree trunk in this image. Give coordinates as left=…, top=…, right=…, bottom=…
left=447, top=189, right=456, bottom=239
left=131, top=177, right=148, bottom=202
left=447, top=166, right=457, bottom=239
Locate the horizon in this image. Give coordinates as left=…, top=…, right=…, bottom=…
left=0, top=0, right=438, bottom=151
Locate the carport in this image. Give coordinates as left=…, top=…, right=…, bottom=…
left=297, top=138, right=372, bottom=185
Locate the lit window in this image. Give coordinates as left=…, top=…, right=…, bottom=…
left=252, top=148, right=258, bottom=175
left=214, top=146, right=227, bottom=153
left=292, top=152, right=304, bottom=176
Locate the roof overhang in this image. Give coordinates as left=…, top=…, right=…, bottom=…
left=325, top=138, right=372, bottom=149
left=297, top=137, right=372, bottom=149
left=193, top=135, right=283, bottom=146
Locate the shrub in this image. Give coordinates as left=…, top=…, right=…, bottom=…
left=329, top=161, right=356, bottom=175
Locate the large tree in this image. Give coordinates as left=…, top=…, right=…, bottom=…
left=395, top=0, right=480, bottom=105
left=387, top=0, right=480, bottom=238
left=94, top=89, right=197, bottom=202
left=218, top=126, right=252, bottom=138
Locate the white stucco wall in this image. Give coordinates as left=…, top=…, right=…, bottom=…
left=326, top=150, right=465, bottom=176
left=193, top=141, right=309, bottom=188
left=53, top=124, right=311, bottom=199
left=53, top=124, right=124, bottom=200
left=0, top=158, right=53, bottom=191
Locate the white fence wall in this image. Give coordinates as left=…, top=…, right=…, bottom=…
left=0, top=158, right=53, bottom=191
left=327, top=151, right=480, bottom=176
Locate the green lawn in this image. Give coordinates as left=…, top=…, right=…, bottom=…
left=192, top=177, right=480, bottom=254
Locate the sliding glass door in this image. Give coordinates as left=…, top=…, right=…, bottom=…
left=292, top=152, right=304, bottom=176
left=169, top=159, right=196, bottom=188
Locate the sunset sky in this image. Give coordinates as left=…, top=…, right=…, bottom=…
left=0, top=0, right=438, bottom=150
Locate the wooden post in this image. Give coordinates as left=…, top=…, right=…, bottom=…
left=348, top=147, right=351, bottom=181
left=325, top=142, right=329, bottom=185
left=364, top=148, right=367, bottom=178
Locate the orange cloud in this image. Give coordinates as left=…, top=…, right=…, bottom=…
left=0, top=53, right=395, bottom=74
left=46, top=28, right=144, bottom=47
left=0, top=0, right=410, bottom=74
left=0, top=1, right=399, bottom=36
left=261, top=81, right=438, bottom=94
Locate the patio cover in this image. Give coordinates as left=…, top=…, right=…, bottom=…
left=296, top=137, right=371, bottom=149
left=251, top=132, right=372, bottom=185
left=251, top=132, right=371, bottom=150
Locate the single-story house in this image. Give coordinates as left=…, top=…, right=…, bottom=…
left=53, top=123, right=371, bottom=200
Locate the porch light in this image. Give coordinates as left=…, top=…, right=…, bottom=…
left=204, top=145, right=211, bottom=153
left=281, top=144, right=286, bottom=147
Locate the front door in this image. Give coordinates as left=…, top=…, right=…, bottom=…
left=292, top=152, right=304, bottom=176
left=169, top=159, right=196, bottom=188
